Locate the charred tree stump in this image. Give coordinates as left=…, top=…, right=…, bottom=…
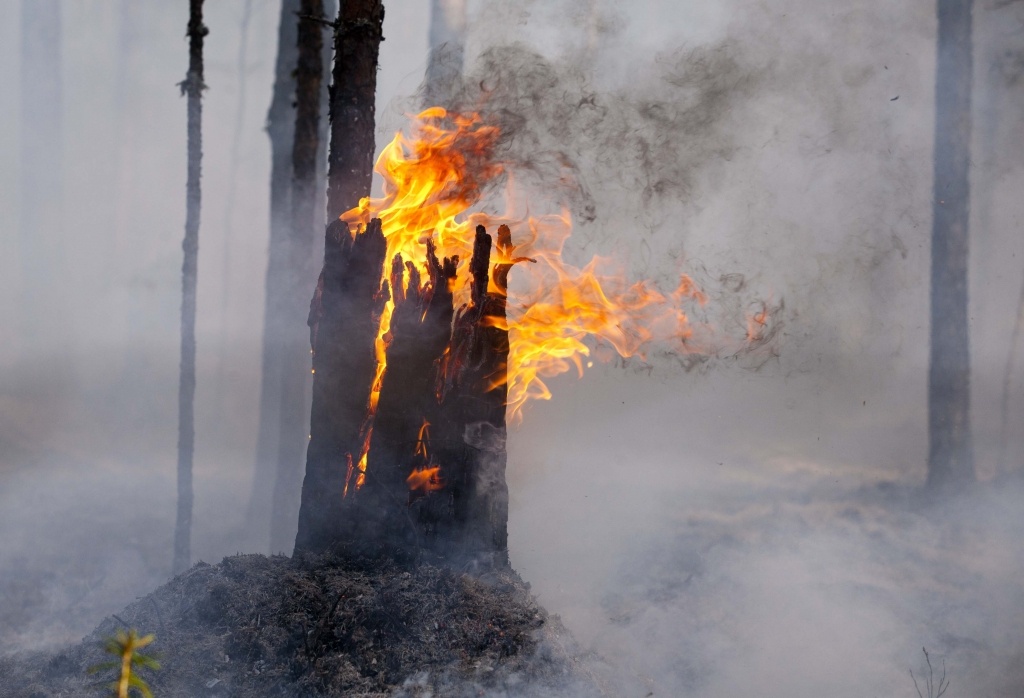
left=352, top=244, right=458, bottom=549
left=291, top=0, right=512, bottom=565
left=295, top=220, right=514, bottom=567
left=428, top=226, right=511, bottom=566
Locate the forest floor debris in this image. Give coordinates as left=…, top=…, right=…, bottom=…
left=0, top=553, right=604, bottom=697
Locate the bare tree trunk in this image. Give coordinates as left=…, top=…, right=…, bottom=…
left=324, top=0, right=386, bottom=221
left=270, top=0, right=328, bottom=554
left=313, top=0, right=336, bottom=269
left=18, top=0, right=62, bottom=351
left=248, top=0, right=301, bottom=543
left=174, top=0, right=207, bottom=576
left=295, top=0, right=386, bottom=553
left=928, top=0, right=975, bottom=490
left=424, top=0, right=466, bottom=107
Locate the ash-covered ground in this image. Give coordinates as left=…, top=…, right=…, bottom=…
left=0, top=552, right=599, bottom=697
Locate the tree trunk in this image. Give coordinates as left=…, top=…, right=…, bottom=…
left=249, top=0, right=301, bottom=544
left=271, top=0, right=329, bottom=554
left=295, top=219, right=388, bottom=552
left=294, top=2, right=510, bottom=564
left=297, top=221, right=512, bottom=566
left=424, top=0, right=466, bottom=107
left=928, top=0, right=975, bottom=489
left=313, top=0, right=336, bottom=269
left=427, top=225, right=510, bottom=565
left=294, top=0, right=386, bottom=553
left=18, top=0, right=62, bottom=351
left=352, top=245, right=458, bottom=552
left=174, top=0, right=207, bottom=576
left=325, top=0, right=386, bottom=221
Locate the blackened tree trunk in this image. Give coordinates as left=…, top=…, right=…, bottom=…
left=928, top=0, right=975, bottom=490
left=174, top=0, right=207, bottom=576
left=295, top=219, right=387, bottom=552
left=316, top=225, right=513, bottom=565
left=18, top=0, right=62, bottom=350
left=249, top=0, right=301, bottom=543
left=313, top=0, right=336, bottom=268
left=295, top=0, right=386, bottom=553
left=324, top=0, right=386, bottom=221
left=424, top=0, right=466, bottom=107
left=354, top=245, right=458, bottom=552
left=271, top=0, right=328, bottom=554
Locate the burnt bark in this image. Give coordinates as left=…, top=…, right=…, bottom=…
left=295, top=220, right=387, bottom=552
left=313, top=0, right=337, bottom=267
left=929, top=0, right=975, bottom=490
left=294, top=1, right=509, bottom=562
left=326, top=0, right=385, bottom=220
left=428, top=226, right=510, bottom=565
left=174, top=0, right=207, bottom=576
left=348, top=246, right=458, bottom=553
left=340, top=226, right=511, bottom=565
left=271, top=0, right=329, bottom=554
left=249, top=0, right=302, bottom=548
left=294, top=0, right=386, bottom=554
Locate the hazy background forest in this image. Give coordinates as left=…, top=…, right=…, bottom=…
left=2, top=0, right=1023, bottom=695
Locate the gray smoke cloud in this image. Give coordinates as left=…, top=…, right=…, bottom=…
left=2, top=0, right=1024, bottom=695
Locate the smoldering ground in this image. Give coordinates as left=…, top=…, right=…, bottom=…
left=2, top=0, right=1024, bottom=695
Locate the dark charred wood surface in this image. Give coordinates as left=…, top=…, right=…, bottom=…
left=295, top=219, right=387, bottom=553
left=349, top=244, right=458, bottom=552
left=427, top=225, right=510, bottom=566
left=326, top=0, right=385, bottom=221
left=296, top=221, right=512, bottom=567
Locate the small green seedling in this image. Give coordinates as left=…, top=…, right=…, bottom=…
left=88, top=628, right=161, bottom=698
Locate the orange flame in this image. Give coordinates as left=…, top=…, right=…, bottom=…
left=341, top=107, right=711, bottom=448
left=407, top=466, right=443, bottom=493
left=415, top=419, right=431, bottom=459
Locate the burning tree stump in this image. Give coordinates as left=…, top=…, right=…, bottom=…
left=427, top=225, right=513, bottom=566
left=295, top=221, right=517, bottom=567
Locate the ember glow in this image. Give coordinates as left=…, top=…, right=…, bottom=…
left=407, top=466, right=443, bottom=493
left=340, top=107, right=713, bottom=492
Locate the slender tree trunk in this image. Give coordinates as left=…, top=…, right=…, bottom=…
left=928, top=0, right=975, bottom=489
left=270, top=0, right=328, bottom=554
left=248, top=0, right=301, bottom=543
left=424, top=0, right=466, bottom=107
left=295, top=0, right=386, bottom=553
left=313, top=0, right=336, bottom=270
left=324, top=0, right=386, bottom=221
left=174, top=0, right=207, bottom=576
left=18, top=0, right=62, bottom=352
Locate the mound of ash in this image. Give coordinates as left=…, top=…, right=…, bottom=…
left=0, top=553, right=599, bottom=697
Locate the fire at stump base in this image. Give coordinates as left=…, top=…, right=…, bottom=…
left=295, top=220, right=516, bottom=567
